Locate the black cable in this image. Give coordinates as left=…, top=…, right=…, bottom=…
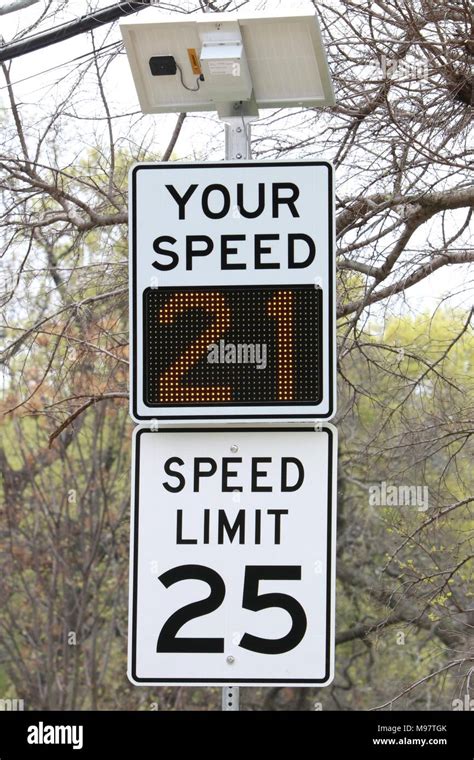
left=175, top=61, right=202, bottom=92
left=0, top=1, right=153, bottom=63
left=0, top=41, right=123, bottom=91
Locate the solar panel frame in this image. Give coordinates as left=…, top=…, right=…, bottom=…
left=120, top=9, right=334, bottom=114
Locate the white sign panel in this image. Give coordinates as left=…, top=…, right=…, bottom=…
left=129, top=161, right=335, bottom=423
left=128, top=426, right=337, bottom=686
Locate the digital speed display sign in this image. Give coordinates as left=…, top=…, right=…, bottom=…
left=130, top=162, right=335, bottom=421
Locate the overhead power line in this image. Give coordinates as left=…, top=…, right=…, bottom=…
left=0, top=1, right=154, bottom=62
left=0, top=0, right=40, bottom=15
left=0, top=40, right=123, bottom=91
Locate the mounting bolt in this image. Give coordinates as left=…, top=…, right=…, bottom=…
left=226, top=656, right=235, bottom=664
left=236, top=126, right=242, bottom=133
left=236, top=153, right=243, bottom=159
left=230, top=444, right=239, bottom=453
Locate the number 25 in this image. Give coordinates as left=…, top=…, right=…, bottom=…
left=156, top=564, right=307, bottom=655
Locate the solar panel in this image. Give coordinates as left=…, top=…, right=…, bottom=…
left=120, top=9, right=334, bottom=114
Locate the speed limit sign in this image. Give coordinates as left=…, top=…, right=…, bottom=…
left=128, top=426, right=337, bottom=686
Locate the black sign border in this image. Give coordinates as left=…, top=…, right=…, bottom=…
left=130, top=426, right=335, bottom=685
left=131, top=161, right=335, bottom=421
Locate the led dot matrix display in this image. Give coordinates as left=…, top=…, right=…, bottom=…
left=143, top=285, right=322, bottom=407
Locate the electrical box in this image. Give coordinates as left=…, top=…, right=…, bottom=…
left=199, top=40, right=252, bottom=102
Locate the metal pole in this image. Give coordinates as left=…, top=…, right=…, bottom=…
left=225, top=120, right=252, bottom=160
left=222, top=685, right=240, bottom=711
left=224, top=104, right=253, bottom=161
left=220, top=100, right=254, bottom=713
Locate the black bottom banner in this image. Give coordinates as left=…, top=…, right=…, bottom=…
left=0, top=710, right=471, bottom=757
